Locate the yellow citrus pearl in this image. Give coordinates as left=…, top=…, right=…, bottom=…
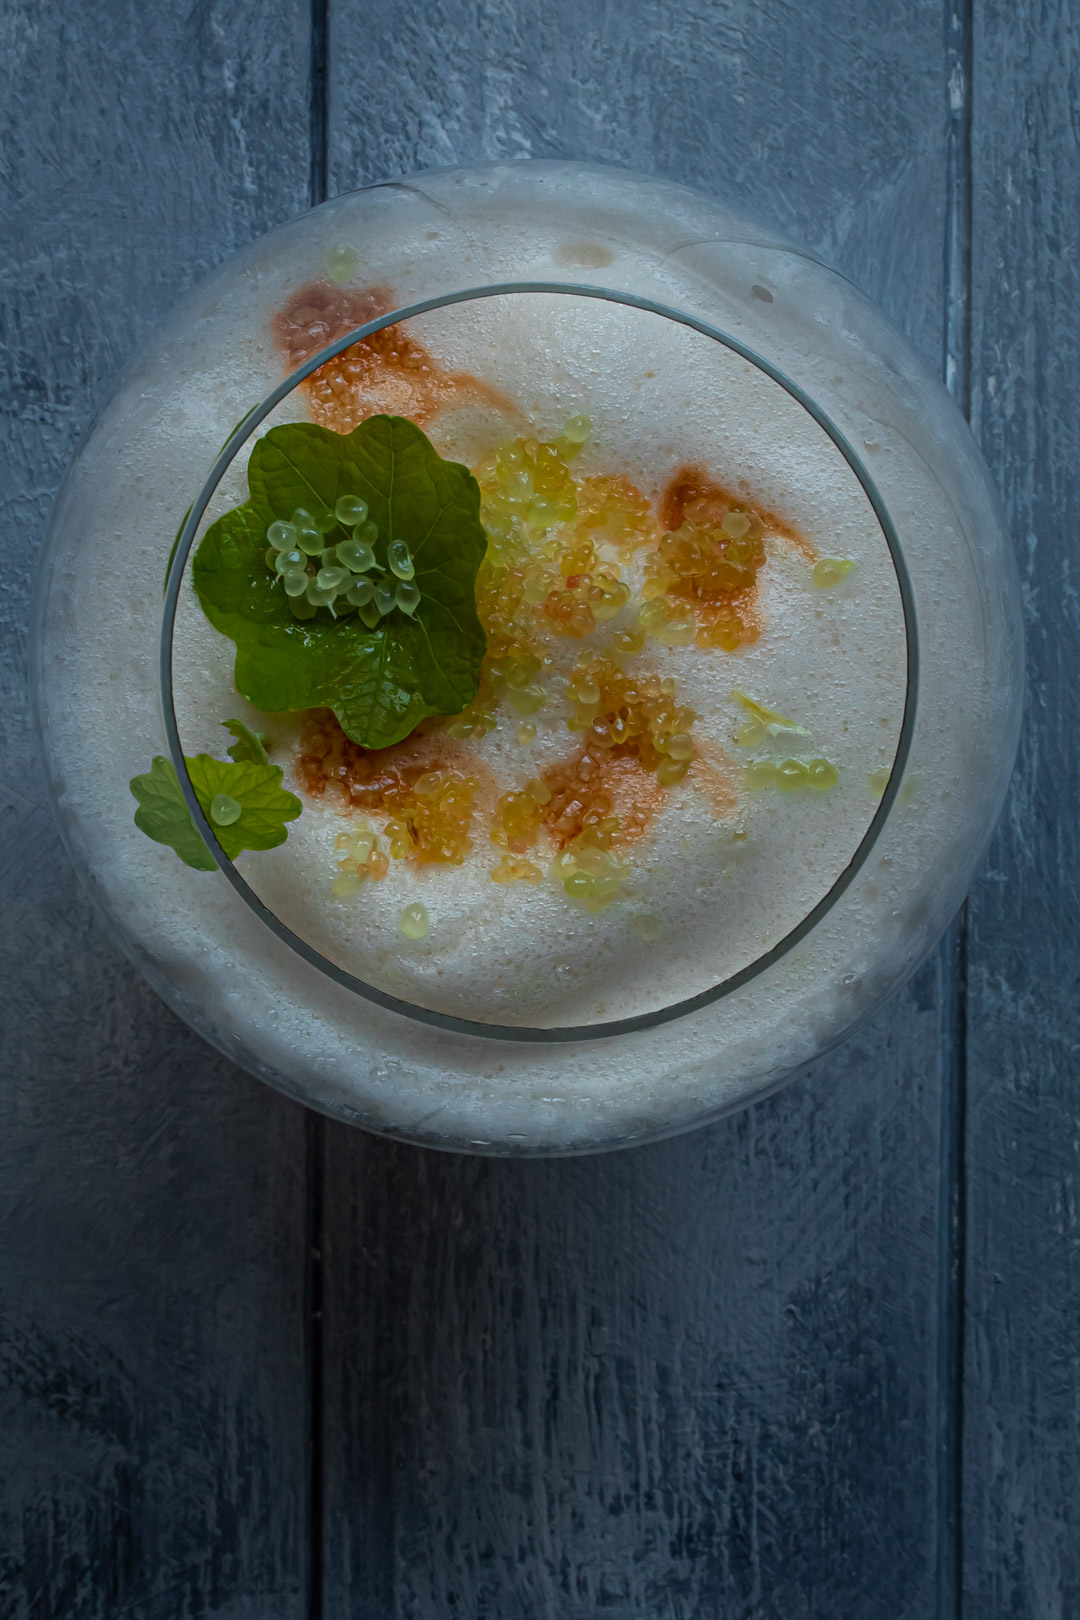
left=777, top=758, right=809, bottom=789
left=331, top=869, right=363, bottom=899
left=807, top=758, right=839, bottom=791
left=736, top=718, right=766, bottom=747
left=745, top=760, right=779, bottom=789
left=327, top=243, right=358, bottom=284
left=563, top=413, right=592, bottom=444
left=813, top=557, right=857, bottom=589
left=517, top=721, right=538, bottom=744
left=398, top=902, right=430, bottom=941
left=869, top=767, right=891, bottom=801
left=612, top=629, right=646, bottom=657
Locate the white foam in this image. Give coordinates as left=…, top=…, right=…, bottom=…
left=37, top=165, right=1020, bottom=1150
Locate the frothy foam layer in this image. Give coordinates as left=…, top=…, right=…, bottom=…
left=37, top=166, right=1016, bottom=1149
left=168, top=293, right=906, bottom=1026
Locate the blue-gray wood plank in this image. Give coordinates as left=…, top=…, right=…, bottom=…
left=321, top=4, right=956, bottom=1617
left=0, top=1, right=1074, bottom=1618
left=965, top=1, right=1080, bottom=1614
left=0, top=4, right=313, bottom=1618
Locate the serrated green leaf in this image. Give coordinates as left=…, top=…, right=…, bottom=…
left=130, top=733, right=301, bottom=869
left=130, top=756, right=218, bottom=870
left=191, top=415, right=487, bottom=750
left=223, top=717, right=269, bottom=766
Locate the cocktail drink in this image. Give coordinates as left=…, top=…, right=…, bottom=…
left=33, top=164, right=1022, bottom=1152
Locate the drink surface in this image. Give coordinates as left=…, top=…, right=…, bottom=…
left=169, top=285, right=907, bottom=1026
left=36, top=165, right=1018, bottom=1149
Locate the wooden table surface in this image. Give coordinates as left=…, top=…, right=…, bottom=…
left=1, top=2, right=1077, bottom=1616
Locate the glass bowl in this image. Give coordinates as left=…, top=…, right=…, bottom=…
left=32, top=160, right=1023, bottom=1155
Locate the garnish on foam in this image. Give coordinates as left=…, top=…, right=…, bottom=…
left=191, top=415, right=487, bottom=751
left=731, top=688, right=811, bottom=748
left=130, top=722, right=301, bottom=870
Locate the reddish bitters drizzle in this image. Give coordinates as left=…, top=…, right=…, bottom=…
left=272, top=282, right=512, bottom=432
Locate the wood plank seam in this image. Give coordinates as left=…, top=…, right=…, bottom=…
left=940, top=0, right=974, bottom=1615
left=309, top=8, right=331, bottom=1620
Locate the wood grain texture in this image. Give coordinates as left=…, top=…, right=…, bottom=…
left=0, top=3, right=313, bottom=1616
left=322, top=4, right=957, bottom=1614
left=964, top=0, right=1080, bottom=1612
left=327, top=0, right=948, bottom=360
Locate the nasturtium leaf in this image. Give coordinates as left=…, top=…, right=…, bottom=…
left=130, top=730, right=301, bottom=870
left=191, top=415, right=487, bottom=750
left=223, top=717, right=269, bottom=766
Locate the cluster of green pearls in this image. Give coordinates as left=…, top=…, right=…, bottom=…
left=264, top=495, right=421, bottom=626
left=745, top=757, right=839, bottom=792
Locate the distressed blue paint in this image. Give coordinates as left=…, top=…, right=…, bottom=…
left=1, top=0, right=1075, bottom=1617
left=0, top=2, right=313, bottom=1617
left=321, top=3, right=957, bottom=1617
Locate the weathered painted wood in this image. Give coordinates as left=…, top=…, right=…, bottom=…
left=322, top=4, right=957, bottom=1614
left=0, top=3, right=313, bottom=1616
left=964, top=1, right=1080, bottom=1613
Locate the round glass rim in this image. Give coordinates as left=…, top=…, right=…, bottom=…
left=160, top=279, right=920, bottom=1044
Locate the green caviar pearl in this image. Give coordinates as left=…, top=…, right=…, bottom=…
left=356, top=520, right=378, bottom=547
left=319, top=545, right=339, bottom=568
left=296, top=525, right=323, bottom=556
left=345, top=578, right=375, bottom=607
left=777, top=759, right=809, bottom=789
left=317, top=566, right=347, bottom=592
left=374, top=580, right=397, bottom=616
left=283, top=568, right=309, bottom=597
left=632, top=914, right=662, bottom=942
left=807, top=758, right=839, bottom=791
left=813, top=557, right=857, bottom=589
left=311, top=506, right=336, bottom=534
left=265, top=547, right=281, bottom=571
left=306, top=580, right=336, bottom=608
left=563, top=413, right=592, bottom=444
left=338, top=539, right=376, bottom=572
left=291, top=507, right=314, bottom=528
left=335, top=494, right=368, bottom=527
left=275, top=549, right=302, bottom=573
left=395, top=579, right=420, bottom=615
left=267, top=520, right=297, bottom=549
left=210, top=793, right=242, bottom=827
left=357, top=601, right=381, bottom=629
left=387, top=539, right=414, bottom=580
left=289, top=594, right=317, bottom=620
left=398, top=902, right=430, bottom=941
left=332, top=868, right=363, bottom=899
left=327, top=243, right=358, bottom=285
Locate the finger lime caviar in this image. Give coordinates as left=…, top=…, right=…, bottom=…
left=154, top=276, right=905, bottom=1036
